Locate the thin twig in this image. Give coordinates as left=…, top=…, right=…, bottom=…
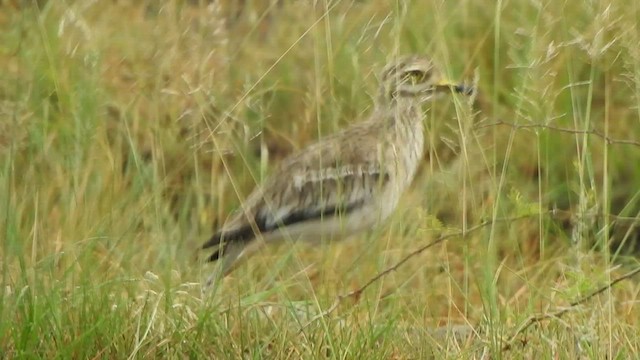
left=299, top=213, right=546, bottom=330
left=475, top=119, right=640, bottom=147
left=503, top=266, right=640, bottom=351
left=550, top=208, right=640, bottom=224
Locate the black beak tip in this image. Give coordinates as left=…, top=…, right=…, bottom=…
left=454, top=84, right=474, bottom=96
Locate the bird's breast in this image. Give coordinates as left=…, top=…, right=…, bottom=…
left=388, top=116, right=425, bottom=191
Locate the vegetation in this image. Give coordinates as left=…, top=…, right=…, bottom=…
left=1, top=0, right=639, bottom=358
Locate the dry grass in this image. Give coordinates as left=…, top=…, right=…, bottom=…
left=1, top=0, right=639, bottom=358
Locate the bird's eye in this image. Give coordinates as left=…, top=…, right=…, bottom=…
left=404, top=70, right=427, bottom=84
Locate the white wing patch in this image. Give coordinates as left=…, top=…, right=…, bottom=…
left=292, top=164, right=383, bottom=190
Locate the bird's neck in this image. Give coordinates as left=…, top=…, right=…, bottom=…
left=376, top=98, right=426, bottom=190
left=372, top=97, right=425, bottom=153
left=377, top=90, right=422, bottom=108
left=375, top=97, right=424, bottom=126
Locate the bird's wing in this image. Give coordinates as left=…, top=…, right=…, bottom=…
left=257, top=160, right=389, bottom=232
left=203, top=126, right=390, bottom=260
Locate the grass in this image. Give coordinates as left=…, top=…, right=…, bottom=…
left=1, top=0, right=640, bottom=358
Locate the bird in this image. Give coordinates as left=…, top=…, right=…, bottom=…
left=202, top=55, right=473, bottom=281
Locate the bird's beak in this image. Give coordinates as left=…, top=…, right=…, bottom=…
left=435, top=78, right=474, bottom=96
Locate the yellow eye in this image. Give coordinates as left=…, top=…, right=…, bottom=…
left=405, top=70, right=426, bottom=84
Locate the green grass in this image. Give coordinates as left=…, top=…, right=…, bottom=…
left=1, top=0, right=640, bottom=358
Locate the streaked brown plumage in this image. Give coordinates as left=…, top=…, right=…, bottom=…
left=202, top=55, right=472, bottom=281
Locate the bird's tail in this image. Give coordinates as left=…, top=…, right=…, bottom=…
left=204, top=239, right=265, bottom=288
left=201, top=216, right=267, bottom=286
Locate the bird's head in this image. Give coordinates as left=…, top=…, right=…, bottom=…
left=378, top=55, right=473, bottom=104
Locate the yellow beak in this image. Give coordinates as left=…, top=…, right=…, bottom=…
left=436, top=78, right=456, bottom=87
left=435, top=78, right=474, bottom=95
